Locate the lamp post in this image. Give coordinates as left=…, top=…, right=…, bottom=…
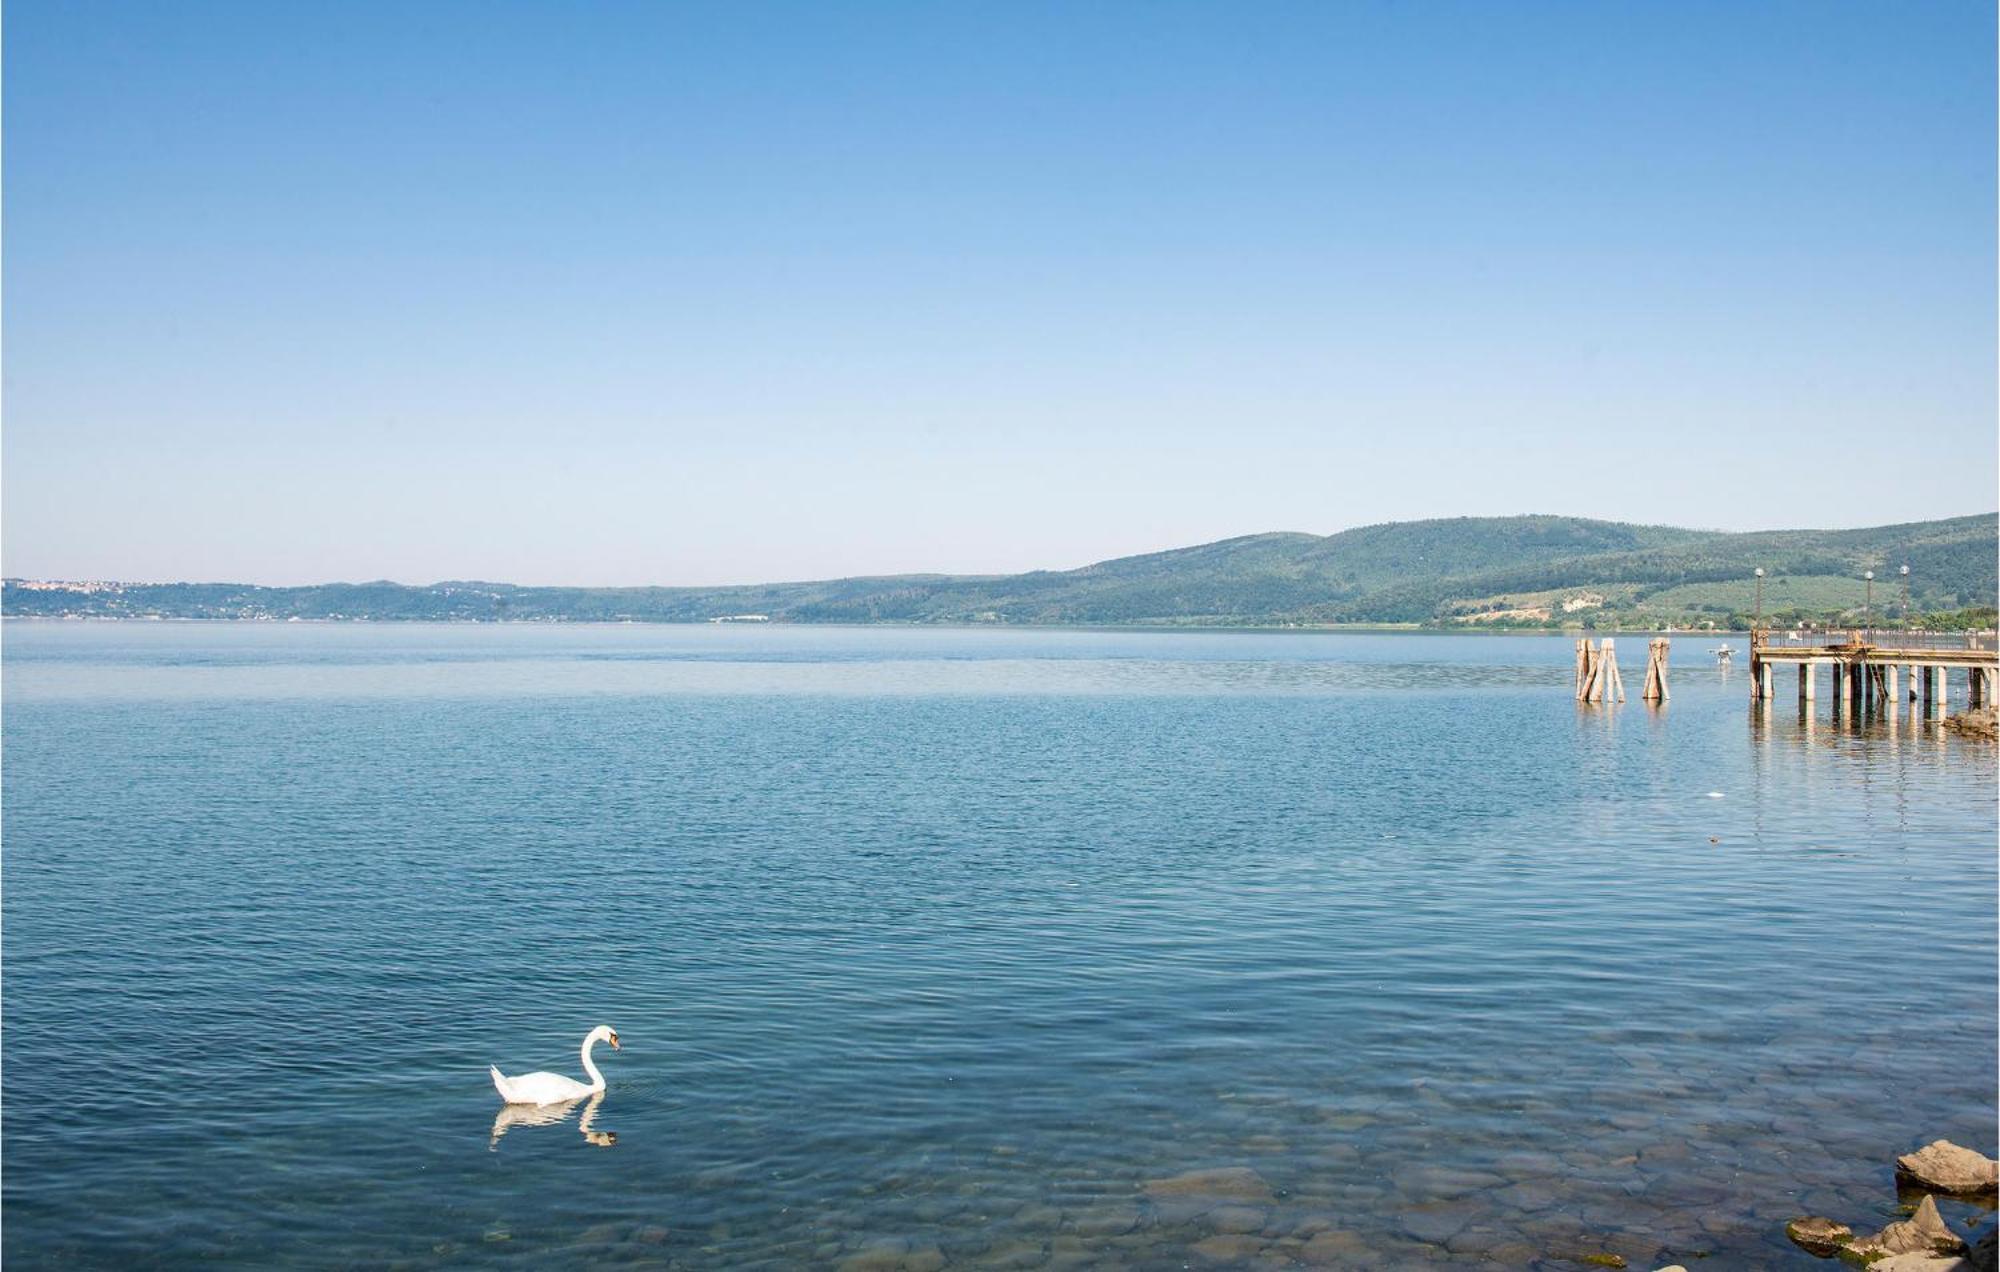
left=1900, top=564, right=1910, bottom=628
left=1864, top=570, right=1874, bottom=633
left=1753, top=567, right=1764, bottom=629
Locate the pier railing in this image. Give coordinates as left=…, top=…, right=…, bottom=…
left=1752, top=629, right=1996, bottom=655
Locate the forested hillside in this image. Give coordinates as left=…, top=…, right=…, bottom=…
left=8, top=513, right=1994, bottom=629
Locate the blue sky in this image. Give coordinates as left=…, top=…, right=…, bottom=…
left=5, top=1, right=1994, bottom=585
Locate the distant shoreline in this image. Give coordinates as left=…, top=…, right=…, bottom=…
left=0, top=614, right=1738, bottom=638
left=6, top=510, right=1993, bottom=632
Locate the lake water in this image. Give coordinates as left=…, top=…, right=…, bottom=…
left=4, top=623, right=1994, bottom=1269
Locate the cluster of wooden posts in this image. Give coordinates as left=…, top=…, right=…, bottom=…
left=1575, top=637, right=1670, bottom=704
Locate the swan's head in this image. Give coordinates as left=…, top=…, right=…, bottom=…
left=590, top=1024, right=621, bottom=1051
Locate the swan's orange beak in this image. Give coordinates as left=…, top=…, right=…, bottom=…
left=609, top=1034, right=620, bottom=1050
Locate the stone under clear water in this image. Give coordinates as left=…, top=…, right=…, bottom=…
left=3, top=623, right=1993, bottom=1268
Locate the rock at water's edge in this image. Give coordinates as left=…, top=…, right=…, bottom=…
left=1898, top=1141, right=2000, bottom=1194
left=1789, top=1216, right=1854, bottom=1256
left=1943, top=706, right=1998, bottom=740
left=1848, top=1195, right=1967, bottom=1260
left=1868, top=1254, right=1970, bottom=1271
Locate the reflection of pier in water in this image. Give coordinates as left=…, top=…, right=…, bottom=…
left=1748, top=629, right=1997, bottom=722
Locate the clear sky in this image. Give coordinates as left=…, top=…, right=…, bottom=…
left=5, top=1, right=1994, bottom=585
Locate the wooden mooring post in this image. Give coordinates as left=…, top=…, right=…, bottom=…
left=1580, top=637, right=1625, bottom=703
left=1641, top=637, right=1670, bottom=702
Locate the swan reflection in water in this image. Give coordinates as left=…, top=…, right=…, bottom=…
left=489, top=1092, right=617, bottom=1150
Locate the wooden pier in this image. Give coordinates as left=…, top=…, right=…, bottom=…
left=1748, top=629, right=1998, bottom=720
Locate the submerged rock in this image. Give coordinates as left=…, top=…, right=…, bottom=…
left=835, top=1237, right=910, bottom=1272
left=1787, top=1216, right=1855, bottom=1256
left=1898, top=1142, right=2000, bottom=1195
left=1206, top=1205, right=1266, bottom=1235
left=1187, top=1233, right=1263, bottom=1264
left=1491, top=1178, right=1563, bottom=1214
left=1847, top=1196, right=1967, bottom=1261
left=974, top=1238, right=1047, bottom=1269
left=1397, top=1198, right=1483, bottom=1245
left=1141, top=1166, right=1273, bottom=1201
left=1012, top=1202, right=1063, bottom=1228
left=1297, top=1229, right=1368, bottom=1266
left=1391, top=1163, right=1507, bottom=1200
left=1066, top=1204, right=1139, bottom=1237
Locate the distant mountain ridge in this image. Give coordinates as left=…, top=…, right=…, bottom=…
left=7, top=513, right=1996, bottom=628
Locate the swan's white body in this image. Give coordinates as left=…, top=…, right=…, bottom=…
left=490, top=1025, right=619, bottom=1105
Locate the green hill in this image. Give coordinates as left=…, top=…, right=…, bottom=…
left=6, top=513, right=1994, bottom=629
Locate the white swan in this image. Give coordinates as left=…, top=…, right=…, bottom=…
left=490, top=1025, right=619, bottom=1105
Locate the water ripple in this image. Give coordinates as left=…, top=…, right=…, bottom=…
left=3, top=626, right=1992, bottom=1268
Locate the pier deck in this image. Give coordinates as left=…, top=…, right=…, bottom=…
left=1749, top=629, right=1998, bottom=717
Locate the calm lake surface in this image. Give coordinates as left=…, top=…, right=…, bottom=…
left=4, top=623, right=1994, bottom=1269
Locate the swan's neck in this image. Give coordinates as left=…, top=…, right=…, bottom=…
left=579, top=1037, right=606, bottom=1092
